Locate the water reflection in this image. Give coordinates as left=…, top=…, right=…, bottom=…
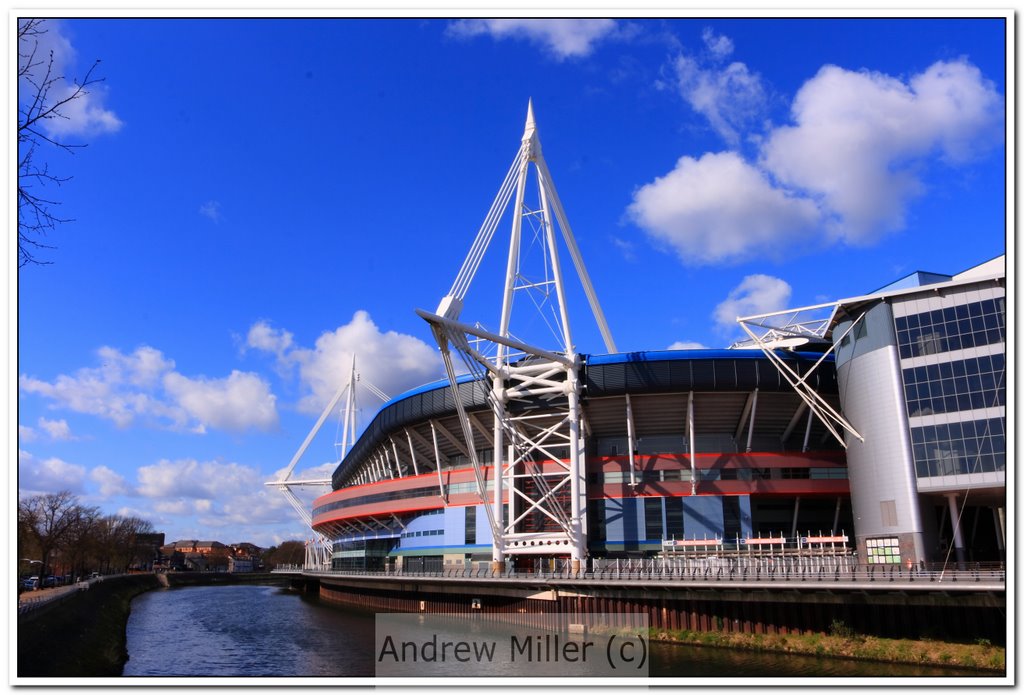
left=124, top=584, right=991, bottom=679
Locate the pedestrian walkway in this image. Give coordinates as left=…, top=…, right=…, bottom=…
left=17, top=576, right=108, bottom=615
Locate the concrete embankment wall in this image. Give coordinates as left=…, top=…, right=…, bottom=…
left=164, top=571, right=289, bottom=588
left=311, top=576, right=1005, bottom=644
left=18, top=574, right=161, bottom=678
left=17, top=572, right=289, bottom=678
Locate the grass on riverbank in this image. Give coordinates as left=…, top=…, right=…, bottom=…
left=18, top=575, right=160, bottom=678
left=651, top=623, right=1005, bottom=674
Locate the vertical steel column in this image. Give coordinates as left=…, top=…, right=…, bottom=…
left=567, top=362, right=585, bottom=568
left=506, top=443, right=516, bottom=537
left=492, top=378, right=506, bottom=571
left=994, top=507, right=1005, bottom=553
left=946, top=493, right=967, bottom=568
left=625, top=394, right=638, bottom=487
left=538, top=140, right=586, bottom=568
left=488, top=124, right=531, bottom=572
left=802, top=408, right=814, bottom=453
left=430, top=421, right=446, bottom=500
left=687, top=391, right=696, bottom=496
left=746, top=388, right=759, bottom=453
left=405, top=430, right=420, bottom=477
left=391, top=439, right=403, bottom=477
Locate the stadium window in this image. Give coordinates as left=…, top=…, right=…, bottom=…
left=644, top=498, right=663, bottom=541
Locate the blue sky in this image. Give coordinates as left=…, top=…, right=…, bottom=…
left=15, top=16, right=1008, bottom=547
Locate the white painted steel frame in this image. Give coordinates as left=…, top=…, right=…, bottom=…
left=735, top=304, right=864, bottom=447
left=266, top=355, right=390, bottom=569
left=418, top=102, right=616, bottom=568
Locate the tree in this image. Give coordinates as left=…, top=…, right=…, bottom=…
left=17, top=18, right=105, bottom=267
left=18, top=491, right=160, bottom=579
left=58, top=504, right=100, bottom=580
left=262, top=540, right=305, bottom=568
left=18, top=491, right=90, bottom=579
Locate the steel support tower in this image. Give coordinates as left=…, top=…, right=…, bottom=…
left=418, top=101, right=616, bottom=572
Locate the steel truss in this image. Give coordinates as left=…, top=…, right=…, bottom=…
left=418, top=102, right=616, bottom=569
left=733, top=303, right=864, bottom=447
left=265, top=356, right=389, bottom=569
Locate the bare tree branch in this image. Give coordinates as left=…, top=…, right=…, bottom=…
left=17, top=19, right=106, bottom=268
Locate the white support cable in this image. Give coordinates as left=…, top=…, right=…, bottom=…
left=361, top=379, right=391, bottom=404
left=449, top=147, right=529, bottom=302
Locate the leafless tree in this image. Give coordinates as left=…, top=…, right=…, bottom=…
left=18, top=490, right=89, bottom=579
left=18, top=491, right=158, bottom=580
left=18, top=18, right=105, bottom=267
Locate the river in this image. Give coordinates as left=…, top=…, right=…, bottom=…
left=123, top=584, right=989, bottom=680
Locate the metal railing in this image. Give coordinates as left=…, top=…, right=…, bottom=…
left=286, top=556, right=1005, bottom=588
left=17, top=575, right=114, bottom=615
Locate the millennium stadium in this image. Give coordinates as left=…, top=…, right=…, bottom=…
left=286, top=104, right=1007, bottom=581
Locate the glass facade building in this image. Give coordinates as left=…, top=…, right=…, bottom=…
left=832, top=256, right=1005, bottom=566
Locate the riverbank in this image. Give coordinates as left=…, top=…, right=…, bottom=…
left=17, top=574, right=1006, bottom=678
left=650, top=626, right=1005, bottom=674
left=163, top=571, right=289, bottom=587
left=17, top=572, right=288, bottom=678
left=18, top=574, right=160, bottom=677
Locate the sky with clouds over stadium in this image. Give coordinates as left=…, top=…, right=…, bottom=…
left=16, top=15, right=1007, bottom=548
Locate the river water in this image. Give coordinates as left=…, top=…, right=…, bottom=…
left=123, top=584, right=990, bottom=680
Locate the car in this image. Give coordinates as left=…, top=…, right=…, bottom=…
left=21, top=576, right=38, bottom=590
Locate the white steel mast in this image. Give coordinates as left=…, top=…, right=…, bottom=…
left=265, top=355, right=388, bottom=569
left=418, top=101, right=615, bottom=572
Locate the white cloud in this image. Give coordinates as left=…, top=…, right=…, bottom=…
left=447, top=19, right=618, bottom=60
left=37, top=417, right=74, bottom=441
left=246, top=320, right=294, bottom=357
left=19, top=424, right=38, bottom=442
left=19, top=20, right=123, bottom=138
left=163, top=370, right=278, bottom=433
left=633, top=58, right=1000, bottom=266
left=20, top=345, right=278, bottom=433
left=137, top=457, right=263, bottom=500
left=41, top=83, right=123, bottom=138
left=18, top=449, right=87, bottom=496
left=701, top=27, right=734, bottom=60
left=249, top=310, right=441, bottom=415
left=627, top=151, right=821, bottom=265
left=667, top=341, right=708, bottom=350
left=199, top=200, right=222, bottom=223
left=611, top=236, right=637, bottom=262
left=134, top=457, right=305, bottom=539
left=673, top=40, right=765, bottom=146
left=90, top=465, right=132, bottom=497
left=713, top=275, right=792, bottom=332
left=19, top=346, right=178, bottom=428
left=761, top=60, right=1002, bottom=243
